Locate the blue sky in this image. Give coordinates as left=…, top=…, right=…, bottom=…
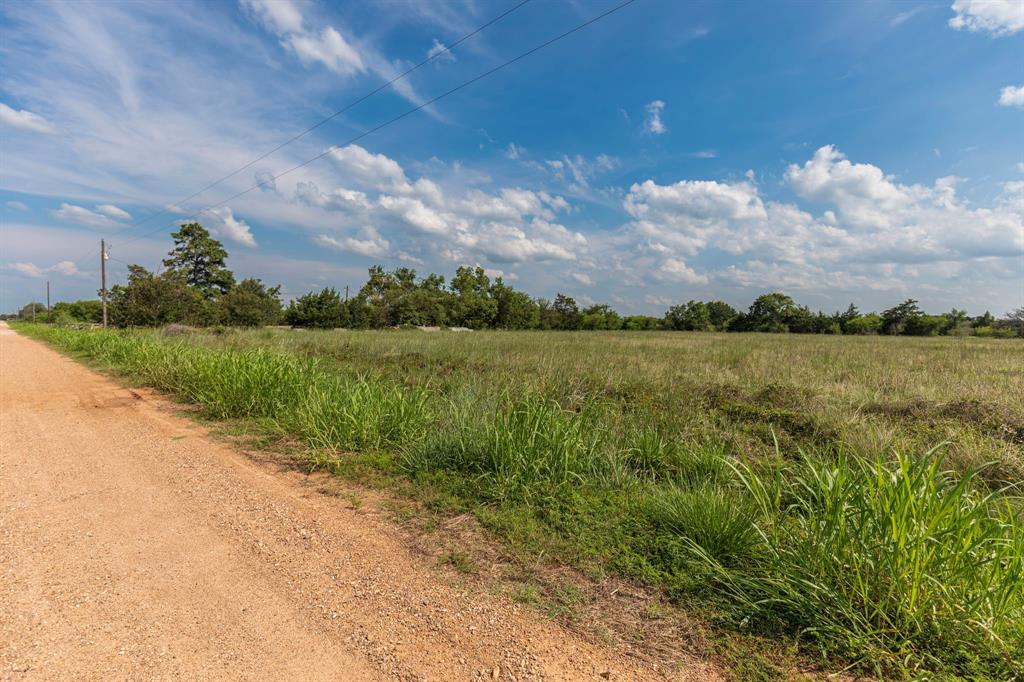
left=1, top=0, right=1022, bottom=315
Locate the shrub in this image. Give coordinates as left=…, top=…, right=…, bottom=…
left=285, top=288, right=348, bottom=329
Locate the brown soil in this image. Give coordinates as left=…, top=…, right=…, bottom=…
left=0, top=323, right=718, bottom=681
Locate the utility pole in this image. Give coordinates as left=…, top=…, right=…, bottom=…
left=100, top=239, right=108, bottom=328
left=344, top=285, right=349, bottom=302
left=46, top=280, right=50, bottom=323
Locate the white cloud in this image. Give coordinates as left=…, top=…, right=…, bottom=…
left=0, top=102, right=59, bottom=135
left=890, top=6, right=929, bottom=27
left=505, top=142, right=526, bottom=160
left=240, top=0, right=304, bottom=34
left=207, top=206, right=257, bottom=247
left=1016, top=162, right=1024, bottom=173
left=95, top=204, right=131, bottom=220
left=571, top=272, right=593, bottom=286
left=690, top=150, right=717, bottom=159
left=53, top=203, right=129, bottom=228
left=613, top=145, right=1023, bottom=299
left=644, top=100, right=667, bottom=135
left=5, top=201, right=29, bottom=211
left=5, top=260, right=80, bottom=278
left=426, top=38, right=456, bottom=62
left=299, top=145, right=584, bottom=266
left=540, top=153, right=619, bottom=190
left=998, top=84, right=1024, bottom=107
left=328, top=144, right=409, bottom=189
left=285, top=26, right=365, bottom=76
left=314, top=231, right=390, bottom=258
left=657, top=257, right=708, bottom=284
left=949, top=0, right=1024, bottom=36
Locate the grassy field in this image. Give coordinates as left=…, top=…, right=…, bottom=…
left=16, top=323, right=1024, bottom=678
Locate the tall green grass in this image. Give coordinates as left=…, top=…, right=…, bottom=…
left=17, top=323, right=1024, bottom=678
left=691, top=450, right=1024, bottom=676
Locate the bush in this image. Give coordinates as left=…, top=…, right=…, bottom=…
left=219, top=278, right=282, bottom=326
left=284, top=288, right=348, bottom=329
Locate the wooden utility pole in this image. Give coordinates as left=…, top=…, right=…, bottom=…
left=344, top=285, right=349, bottom=302
left=101, top=239, right=108, bottom=328
left=46, top=280, right=50, bottom=323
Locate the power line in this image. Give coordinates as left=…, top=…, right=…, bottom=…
left=104, top=0, right=638, bottom=258
left=67, top=0, right=533, bottom=264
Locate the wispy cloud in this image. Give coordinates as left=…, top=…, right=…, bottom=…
left=0, top=102, right=59, bottom=134
left=644, top=100, right=667, bottom=135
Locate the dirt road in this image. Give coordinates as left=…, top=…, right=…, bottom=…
left=0, top=324, right=705, bottom=681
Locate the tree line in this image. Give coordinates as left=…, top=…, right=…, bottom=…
left=11, top=222, right=1024, bottom=338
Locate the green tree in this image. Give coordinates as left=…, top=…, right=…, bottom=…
left=705, top=301, right=737, bottom=330
left=219, top=278, right=282, bottom=326
left=18, top=302, right=46, bottom=320
left=449, top=266, right=497, bottom=328
left=163, top=222, right=235, bottom=298
left=665, top=301, right=711, bottom=331
left=284, top=288, right=347, bottom=329
left=880, top=299, right=924, bottom=335
left=844, top=313, right=882, bottom=335
left=580, top=304, right=622, bottom=330
left=745, top=293, right=800, bottom=332
left=491, top=281, right=540, bottom=329
left=108, top=265, right=213, bottom=327
left=52, top=300, right=103, bottom=323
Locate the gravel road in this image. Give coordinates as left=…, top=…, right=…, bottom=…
left=0, top=323, right=709, bottom=681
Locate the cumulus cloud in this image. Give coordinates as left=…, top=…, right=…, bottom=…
left=5, top=260, right=80, bottom=278
left=614, top=145, right=1023, bottom=296
left=314, top=229, right=390, bottom=258
left=5, top=201, right=28, bottom=211
left=0, top=102, right=59, bottom=134
left=644, top=100, right=667, bottom=134
left=54, top=203, right=131, bottom=228
left=295, top=144, right=583, bottom=267
left=949, top=0, right=1024, bottom=36
left=998, top=84, right=1024, bottom=107
left=207, top=206, right=257, bottom=247
left=95, top=204, right=131, bottom=220
left=328, top=144, right=409, bottom=189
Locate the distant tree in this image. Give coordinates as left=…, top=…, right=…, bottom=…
left=973, top=311, right=995, bottom=328
left=219, top=278, right=282, bottom=326
left=580, top=304, right=622, bottom=330
left=162, top=222, right=235, bottom=298
left=622, top=315, right=662, bottom=331
left=491, top=281, right=540, bottom=329
left=108, top=265, right=213, bottom=327
left=51, top=299, right=103, bottom=323
left=449, top=266, right=497, bottom=328
left=745, top=293, right=801, bottom=332
left=284, top=288, right=347, bottom=329
left=705, top=300, right=737, bottom=330
left=880, top=299, right=924, bottom=335
left=844, top=313, right=882, bottom=335
left=18, top=302, right=46, bottom=320
left=1004, top=307, right=1024, bottom=337
left=550, top=293, right=581, bottom=330
left=665, top=301, right=711, bottom=331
